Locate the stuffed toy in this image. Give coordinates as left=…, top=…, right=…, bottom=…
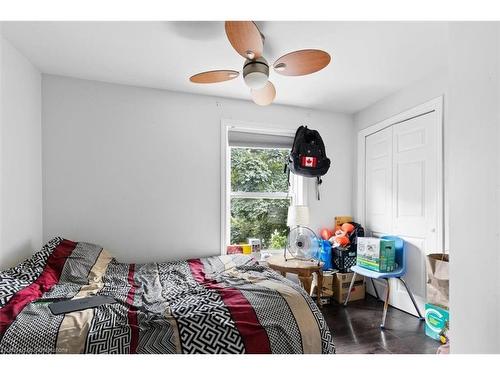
left=319, top=228, right=333, bottom=240
left=328, top=222, right=355, bottom=248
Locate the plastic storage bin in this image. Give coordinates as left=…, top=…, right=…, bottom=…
left=333, top=246, right=357, bottom=273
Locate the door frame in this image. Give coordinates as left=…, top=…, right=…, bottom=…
left=356, top=96, right=445, bottom=253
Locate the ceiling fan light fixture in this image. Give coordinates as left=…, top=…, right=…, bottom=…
left=244, top=71, right=268, bottom=89
left=243, top=57, right=269, bottom=89
left=251, top=81, right=276, bottom=106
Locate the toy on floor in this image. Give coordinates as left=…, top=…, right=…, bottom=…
left=319, top=228, right=333, bottom=240
left=319, top=220, right=365, bottom=273
left=328, top=222, right=356, bottom=248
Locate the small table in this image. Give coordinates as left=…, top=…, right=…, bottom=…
left=266, top=256, right=323, bottom=306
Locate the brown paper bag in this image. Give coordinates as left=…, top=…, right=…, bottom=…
left=426, top=253, right=449, bottom=309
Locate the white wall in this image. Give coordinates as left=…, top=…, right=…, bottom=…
left=447, top=22, right=500, bottom=354
left=354, top=69, right=448, bottom=132
left=0, top=33, right=43, bottom=269
left=42, top=75, right=354, bottom=263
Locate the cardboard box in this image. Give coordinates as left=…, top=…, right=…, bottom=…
left=357, top=237, right=396, bottom=272
left=322, top=272, right=334, bottom=291
left=425, top=303, right=449, bottom=341
left=334, top=216, right=353, bottom=228
left=321, top=288, right=334, bottom=297
left=311, top=272, right=334, bottom=298
left=332, top=272, right=365, bottom=304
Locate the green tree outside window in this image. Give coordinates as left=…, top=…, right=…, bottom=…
left=230, top=148, right=291, bottom=249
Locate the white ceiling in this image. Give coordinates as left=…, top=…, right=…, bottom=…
left=1, top=21, right=448, bottom=113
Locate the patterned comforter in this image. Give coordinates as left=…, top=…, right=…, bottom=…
left=0, top=238, right=334, bottom=354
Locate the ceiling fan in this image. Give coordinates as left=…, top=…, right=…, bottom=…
left=189, top=21, right=331, bottom=106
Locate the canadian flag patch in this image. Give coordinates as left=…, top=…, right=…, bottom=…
left=300, top=156, right=318, bottom=168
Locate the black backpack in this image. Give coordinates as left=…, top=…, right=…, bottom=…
left=285, top=126, right=331, bottom=199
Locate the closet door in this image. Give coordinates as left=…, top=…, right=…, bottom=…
left=390, top=110, right=439, bottom=314
left=363, top=109, right=441, bottom=316
left=365, top=126, right=393, bottom=236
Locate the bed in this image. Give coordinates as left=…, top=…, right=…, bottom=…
left=0, top=237, right=335, bottom=354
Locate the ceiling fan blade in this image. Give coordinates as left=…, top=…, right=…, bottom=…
left=273, top=49, right=331, bottom=76
left=189, top=70, right=239, bottom=84
left=225, top=21, right=263, bottom=60
left=251, top=81, right=276, bottom=106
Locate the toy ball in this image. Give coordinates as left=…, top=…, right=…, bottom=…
left=341, top=223, right=355, bottom=234
left=336, top=235, right=350, bottom=247
left=320, top=228, right=333, bottom=240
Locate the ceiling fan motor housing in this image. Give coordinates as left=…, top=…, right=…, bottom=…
left=243, top=57, right=269, bottom=89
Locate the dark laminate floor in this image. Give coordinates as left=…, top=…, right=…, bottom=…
left=321, top=295, right=440, bottom=354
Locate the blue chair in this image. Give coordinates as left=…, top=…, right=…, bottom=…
left=343, top=235, right=424, bottom=329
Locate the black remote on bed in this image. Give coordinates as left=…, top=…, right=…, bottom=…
left=48, top=295, right=117, bottom=315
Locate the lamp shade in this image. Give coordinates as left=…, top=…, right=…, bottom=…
left=287, top=205, right=310, bottom=227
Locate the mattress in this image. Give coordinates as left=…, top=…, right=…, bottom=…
left=0, top=238, right=335, bottom=354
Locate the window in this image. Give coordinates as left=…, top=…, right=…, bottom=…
left=222, top=123, right=305, bottom=252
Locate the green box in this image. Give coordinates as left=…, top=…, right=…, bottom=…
left=356, top=237, right=396, bottom=272
left=425, top=303, right=449, bottom=341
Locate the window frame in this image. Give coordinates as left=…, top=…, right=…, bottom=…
left=220, top=119, right=306, bottom=254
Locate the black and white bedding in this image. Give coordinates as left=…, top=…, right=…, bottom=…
left=0, top=237, right=334, bottom=354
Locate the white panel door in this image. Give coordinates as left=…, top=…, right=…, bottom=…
left=364, top=110, right=440, bottom=316
left=365, top=126, right=393, bottom=235
left=389, top=111, right=439, bottom=314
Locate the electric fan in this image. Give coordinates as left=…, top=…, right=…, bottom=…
left=285, top=226, right=321, bottom=264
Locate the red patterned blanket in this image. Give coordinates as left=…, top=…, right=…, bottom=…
left=0, top=238, right=334, bottom=354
